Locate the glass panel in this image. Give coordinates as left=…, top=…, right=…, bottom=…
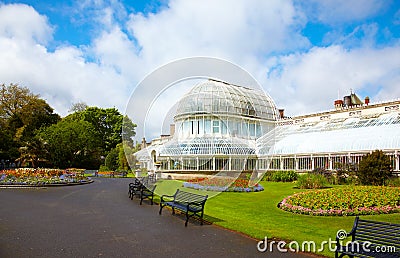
left=221, top=119, right=227, bottom=135
left=212, top=120, right=220, bottom=133
left=204, top=119, right=211, bottom=134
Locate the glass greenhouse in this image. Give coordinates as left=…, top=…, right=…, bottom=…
left=257, top=110, right=400, bottom=172
left=134, top=79, right=400, bottom=174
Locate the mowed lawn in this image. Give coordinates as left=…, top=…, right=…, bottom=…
left=154, top=180, right=400, bottom=257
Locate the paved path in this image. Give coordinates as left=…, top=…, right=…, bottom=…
left=0, top=178, right=315, bottom=258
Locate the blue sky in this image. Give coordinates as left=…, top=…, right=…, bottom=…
left=0, top=0, right=400, bottom=139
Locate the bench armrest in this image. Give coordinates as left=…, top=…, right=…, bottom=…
left=142, top=184, right=156, bottom=192
left=336, top=216, right=359, bottom=247
left=160, top=194, right=175, bottom=202
left=186, top=199, right=207, bottom=210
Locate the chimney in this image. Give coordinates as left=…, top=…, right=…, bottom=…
left=364, top=96, right=370, bottom=105
left=278, top=109, right=285, bottom=119
left=170, top=124, right=175, bottom=136
left=141, top=137, right=147, bottom=149
left=334, top=99, right=344, bottom=110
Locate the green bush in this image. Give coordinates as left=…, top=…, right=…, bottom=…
left=272, top=170, right=298, bottom=182
left=297, top=174, right=328, bottom=189
left=357, top=150, right=392, bottom=186
left=98, top=164, right=109, bottom=172
left=334, top=162, right=358, bottom=185
left=386, top=176, right=400, bottom=187
left=261, top=171, right=275, bottom=181
left=311, top=167, right=336, bottom=184
left=262, top=171, right=298, bottom=182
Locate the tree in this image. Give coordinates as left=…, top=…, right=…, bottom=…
left=16, top=137, right=48, bottom=168
left=122, top=115, right=137, bottom=145
left=69, top=102, right=88, bottom=113
left=9, top=98, right=60, bottom=142
left=66, top=107, right=136, bottom=152
left=39, top=120, right=102, bottom=169
left=357, top=150, right=393, bottom=186
left=105, top=147, right=119, bottom=171
left=0, top=83, right=60, bottom=164
left=0, top=83, right=38, bottom=120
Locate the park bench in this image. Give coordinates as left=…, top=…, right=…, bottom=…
left=159, top=189, right=208, bottom=226
left=335, top=216, right=400, bottom=258
left=128, top=177, right=156, bottom=205
left=128, top=178, right=142, bottom=199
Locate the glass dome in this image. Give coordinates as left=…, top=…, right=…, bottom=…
left=174, top=79, right=277, bottom=121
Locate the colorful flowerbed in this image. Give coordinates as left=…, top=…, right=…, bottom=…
left=183, top=177, right=264, bottom=192
left=279, top=186, right=400, bottom=216
left=0, top=168, right=91, bottom=186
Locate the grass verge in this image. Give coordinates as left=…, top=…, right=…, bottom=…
left=152, top=180, right=400, bottom=257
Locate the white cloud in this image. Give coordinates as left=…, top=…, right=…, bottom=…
left=265, top=45, right=400, bottom=116
left=0, top=4, right=129, bottom=116
left=303, top=0, right=387, bottom=25
left=0, top=1, right=399, bottom=140
left=0, top=3, right=53, bottom=44
left=127, top=0, right=309, bottom=68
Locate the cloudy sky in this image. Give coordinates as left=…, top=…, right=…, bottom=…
left=1, top=0, right=400, bottom=139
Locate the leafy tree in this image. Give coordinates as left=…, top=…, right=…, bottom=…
left=16, top=137, right=48, bottom=168
left=0, top=83, right=38, bottom=120
left=357, top=150, right=392, bottom=186
left=69, top=102, right=88, bottom=113
left=104, top=143, right=135, bottom=171
left=8, top=98, right=60, bottom=142
left=122, top=115, right=137, bottom=144
left=39, top=120, right=102, bottom=169
left=81, top=107, right=123, bottom=152
left=0, top=83, right=60, bottom=163
left=105, top=147, right=119, bottom=171
left=65, top=107, right=136, bottom=153
left=0, top=125, right=16, bottom=162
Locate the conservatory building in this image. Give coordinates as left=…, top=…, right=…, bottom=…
left=134, top=80, right=400, bottom=174
left=135, top=79, right=278, bottom=172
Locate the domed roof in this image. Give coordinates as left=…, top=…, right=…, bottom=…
left=174, top=80, right=277, bottom=121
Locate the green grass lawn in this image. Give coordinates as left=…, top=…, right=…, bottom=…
left=153, top=180, right=400, bottom=257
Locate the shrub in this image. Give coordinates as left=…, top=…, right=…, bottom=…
left=386, top=176, right=400, bottom=187
left=296, top=174, right=327, bottom=189
left=357, top=150, right=392, bottom=186
left=272, top=170, right=298, bottom=182
left=262, top=171, right=275, bottom=181
left=334, top=162, right=359, bottom=185
left=98, top=164, right=109, bottom=172
left=311, top=167, right=335, bottom=184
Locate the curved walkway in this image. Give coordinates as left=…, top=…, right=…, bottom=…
left=0, top=178, right=315, bottom=257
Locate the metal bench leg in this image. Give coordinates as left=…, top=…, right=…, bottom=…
left=159, top=204, right=163, bottom=215
left=200, top=210, right=204, bottom=225
left=185, top=210, right=189, bottom=227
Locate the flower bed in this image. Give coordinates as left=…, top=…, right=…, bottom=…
left=0, top=168, right=91, bottom=186
left=279, top=186, right=400, bottom=216
left=183, top=177, right=264, bottom=192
